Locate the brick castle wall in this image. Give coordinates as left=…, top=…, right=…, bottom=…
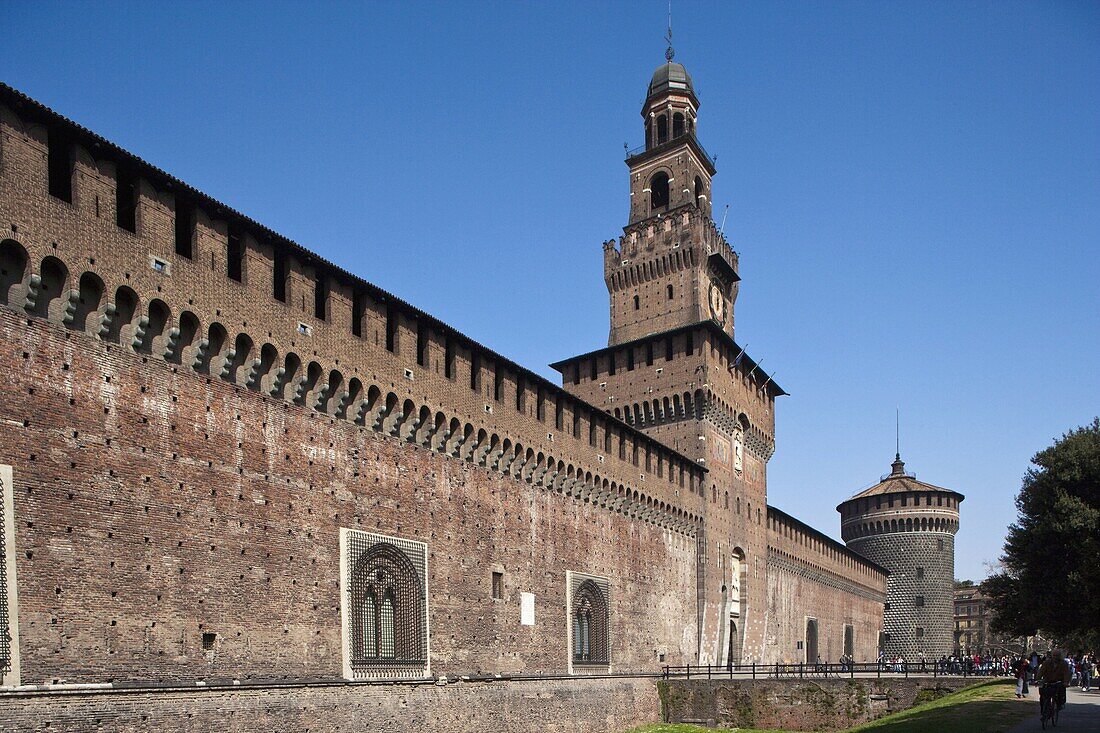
left=0, top=309, right=698, bottom=683
left=0, top=81, right=889, bottom=728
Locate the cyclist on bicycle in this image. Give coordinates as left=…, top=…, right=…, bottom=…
left=1037, top=649, right=1071, bottom=719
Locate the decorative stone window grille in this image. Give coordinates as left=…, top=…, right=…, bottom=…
left=339, top=529, right=429, bottom=680
left=568, top=571, right=610, bottom=672
left=1, top=465, right=21, bottom=686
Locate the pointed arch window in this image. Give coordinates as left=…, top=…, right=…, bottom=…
left=569, top=573, right=610, bottom=668
left=341, top=531, right=428, bottom=679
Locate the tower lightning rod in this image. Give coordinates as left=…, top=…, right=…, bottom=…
left=896, top=406, right=900, bottom=459
left=665, top=0, right=675, bottom=60
left=719, top=204, right=730, bottom=235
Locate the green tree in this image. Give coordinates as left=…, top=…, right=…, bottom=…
left=986, top=418, right=1100, bottom=647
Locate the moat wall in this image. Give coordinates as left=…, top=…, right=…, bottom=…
left=0, top=676, right=660, bottom=733
left=659, top=676, right=978, bottom=730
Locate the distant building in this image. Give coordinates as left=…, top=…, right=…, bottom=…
left=954, top=586, right=989, bottom=653
left=954, top=585, right=1029, bottom=657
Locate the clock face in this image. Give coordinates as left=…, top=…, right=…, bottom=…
left=709, top=283, right=727, bottom=323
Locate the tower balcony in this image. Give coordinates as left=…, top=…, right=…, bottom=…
left=625, top=131, right=716, bottom=173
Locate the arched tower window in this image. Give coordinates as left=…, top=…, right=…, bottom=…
left=571, top=575, right=610, bottom=666
left=656, top=114, right=668, bottom=144
left=633, top=294, right=640, bottom=310
left=672, top=112, right=685, bottom=138
left=694, top=177, right=704, bottom=208
left=650, top=172, right=670, bottom=211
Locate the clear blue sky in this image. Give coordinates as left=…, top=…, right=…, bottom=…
left=3, top=1, right=1097, bottom=582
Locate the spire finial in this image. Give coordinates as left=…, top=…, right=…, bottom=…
left=665, top=0, right=675, bottom=61
left=890, top=407, right=906, bottom=476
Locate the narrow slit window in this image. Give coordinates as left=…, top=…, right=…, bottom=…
left=351, top=291, right=364, bottom=336
left=385, top=305, right=398, bottom=353
left=227, top=228, right=244, bottom=282
left=47, top=128, right=73, bottom=202
left=494, top=367, right=504, bottom=402
left=470, top=353, right=481, bottom=391
left=444, top=339, right=455, bottom=379
left=314, top=276, right=327, bottom=320
left=174, top=201, right=194, bottom=258
left=115, top=165, right=138, bottom=232
left=274, top=250, right=288, bottom=303
left=416, top=322, right=428, bottom=367
left=491, top=572, right=504, bottom=600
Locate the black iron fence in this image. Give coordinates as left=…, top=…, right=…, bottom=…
left=661, top=661, right=1008, bottom=680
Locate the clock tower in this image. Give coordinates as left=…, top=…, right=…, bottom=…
left=555, top=51, right=783, bottom=666
left=607, top=50, right=739, bottom=346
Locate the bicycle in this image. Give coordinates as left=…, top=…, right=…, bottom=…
left=1039, top=681, right=1063, bottom=729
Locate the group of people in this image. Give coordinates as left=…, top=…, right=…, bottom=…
left=1013, top=649, right=1097, bottom=700
left=935, top=653, right=1018, bottom=676
left=864, top=648, right=1098, bottom=693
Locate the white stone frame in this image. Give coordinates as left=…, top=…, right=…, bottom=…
left=566, top=570, right=612, bottom=675
left=339, top=528, right=430, bottom=680
left=1, top=465, right=21, bottom=687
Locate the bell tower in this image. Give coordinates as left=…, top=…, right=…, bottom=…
left=628, top=49, right=713, bottom=224
left=554, top=47, right=783, bottom=667
left=606, top=50, right=738, bottom=346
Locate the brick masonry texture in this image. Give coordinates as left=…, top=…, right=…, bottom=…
left=0, top=71, right=891, bottom=730
left=0, top=677, right=659, bottom=733
left=0, top=309, right=698, bottom=682
left=659, top=676, right=977, bottom=730
left=846, top=534, right=956, bottom=659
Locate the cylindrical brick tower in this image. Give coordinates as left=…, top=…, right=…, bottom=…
left=836, top=455, right=962, bottom=661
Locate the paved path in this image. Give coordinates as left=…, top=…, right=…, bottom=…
left=1008, top=686, right=1100, bottom=732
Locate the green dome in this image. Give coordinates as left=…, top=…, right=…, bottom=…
left=648, top=61, right=694, bottom=99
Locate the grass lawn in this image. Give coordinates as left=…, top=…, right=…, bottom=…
left=628, top=679, right=1035, bottom=733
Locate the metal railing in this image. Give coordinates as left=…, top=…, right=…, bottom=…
left=661, top=661, right=1008, bottom=680
left=625, top=131, right=716, bottom=168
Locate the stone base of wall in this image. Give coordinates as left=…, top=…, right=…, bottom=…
left=659, top=676, right=978, bottom=731
left=0, top=676, right=659, bottom=733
